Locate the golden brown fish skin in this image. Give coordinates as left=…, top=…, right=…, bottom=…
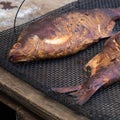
left=9, top=8, right=120, bottom=62
left=52, top=32, right=120, bottom=105
left=85, top=31, right=120, bottom=75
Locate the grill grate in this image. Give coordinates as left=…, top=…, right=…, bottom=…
left=0, top=0, right=120, bottom=119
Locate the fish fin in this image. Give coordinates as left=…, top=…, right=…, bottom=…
left=84, top=52, right=110, bottom=76
left=52, top=84, right=96, bottom=105
left=52, top=85, right=81, bottom=93
left=103, top=7, right=120, bottom=20
left=111, top=7, right=120, bottom=20
left=84, top=54, right=102, bottom=76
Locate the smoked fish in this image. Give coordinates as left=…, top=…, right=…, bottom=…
left=52, top=32, right=120, bottom=105
left=9, top=8, right=120, bottom=62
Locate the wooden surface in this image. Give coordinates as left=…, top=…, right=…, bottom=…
left=0, top=1, right=89, bottom=119
left=0, top=67, right=89, bottom=120
left=0, top=92, right=41, bottom=120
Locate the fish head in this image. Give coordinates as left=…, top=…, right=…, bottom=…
left=9, top=35, right=39, bottom=63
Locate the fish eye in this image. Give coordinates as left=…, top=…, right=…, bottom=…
left=14, top=43, right=21, bottom=48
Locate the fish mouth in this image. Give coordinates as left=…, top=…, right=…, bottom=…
left=9, top=49, right=29, bottom=63
left=9, top=53, right=27, bottom=63
left=9, top=48, right=36, bottom=63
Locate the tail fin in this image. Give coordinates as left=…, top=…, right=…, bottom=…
left=52, top=83, right=97, bottom=105
left=106, top=7, right=120, bottom=20
left=112, top=7, right=120, bottom=20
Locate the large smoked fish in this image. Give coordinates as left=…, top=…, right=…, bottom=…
left=9, top=8, right=120, bottom=62
left=52, top=32, right=120, bottom=105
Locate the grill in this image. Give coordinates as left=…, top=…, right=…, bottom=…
left=0, top=0, right=120, bottom=119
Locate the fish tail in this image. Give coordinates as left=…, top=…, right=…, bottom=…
left=52, top=83, right=97, bottom=105
left=107, top=7, right=120, bottom=20
left=113, top=7, right=120, bottom=19
left=52, top=85, right=81, bottom=93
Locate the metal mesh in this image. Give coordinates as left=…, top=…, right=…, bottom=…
left=0, top=0, right=120, bottom=119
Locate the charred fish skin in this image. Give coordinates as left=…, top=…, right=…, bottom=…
left=52, top=63, right=120, bottom=105
left=103, top=7, right=120, bottom=20
left=9, top=8, right=120, bottom=62
left=85, top=31, right=120, bottom=75
left=52, top=32, right=120, bottom=105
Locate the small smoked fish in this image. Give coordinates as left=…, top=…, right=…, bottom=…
left=52, top=32, right=120, bottom=105
left=9, top=8, right=120, bottom=62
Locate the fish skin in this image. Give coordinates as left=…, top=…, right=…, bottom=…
left=9, top=8, right=120, bottom=62
left=52, top=32, right=120, bottom=105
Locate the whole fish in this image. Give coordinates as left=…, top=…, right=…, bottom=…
left=9, top=8, right=120, bottom=62
left=52, top=32, right=120, bottom=105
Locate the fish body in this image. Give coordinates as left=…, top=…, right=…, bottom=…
left=9, top=8, right=120, bottom=62
left=52, top=32, right=120, bottom=105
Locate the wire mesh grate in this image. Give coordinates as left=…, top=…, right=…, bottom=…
left=0, top=0, right=120, bottom=119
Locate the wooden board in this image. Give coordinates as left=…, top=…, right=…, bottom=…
left=0, top=92, right=41, bottom=120
left=0, top=67, right=89, bottom=120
